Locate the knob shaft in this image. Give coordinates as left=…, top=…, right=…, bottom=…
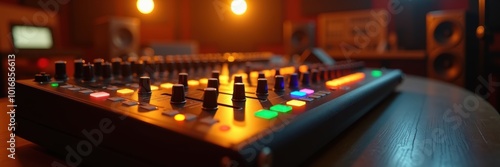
left=289, top=73, right=299, bottom=89
left=170, top=84, right=186, bottom=104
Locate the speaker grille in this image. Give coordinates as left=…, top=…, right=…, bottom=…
left=432, top=52, right=462, bottom=81
left=113, top=27, right=134, bottom=49
left=433, top=20, right=463, bottom=47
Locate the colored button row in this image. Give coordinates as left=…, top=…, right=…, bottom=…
left=254, top=103, right=295, bottom=120
left=161, top=110, right=218, bottom=125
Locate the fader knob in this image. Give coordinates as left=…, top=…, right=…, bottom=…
left=301, top=72, right=310, bottom=86
left=256, top=78, right=268, bottom=96
left=289, top=73, right=299, bottom=89
left=274, top=75, right=285, bottom=92
left=121, top=62, right=132, bottom=81
left=74, top=59, right=85, bottom=79
left=202, top=88, right=218, bottom=110
left=232, top=83, right=246, bottom=102
left=275, top=68, right=280, bottom=76
left=178, top=73, right=189, bottom=89
left=234, top=75, right=243, bottom=83
left=207, top=78, right=219, bottom=92
left=170, top=84, right=186, bottom=104
left=34, top=72, right=51, bottom=82
left=82, top=63, right=95, bottom=82
left=111, top=58, right=122, bottom=77
left=102, top=62, right=112, bottom=80
left=258, top=72, right=265, bottom=79
left=139, top=76, right=152, bottom=94
left=211, top=71, right=220, bottom=84
left=93, top=58, right=103, bottom=78
left=311, top=69, right=319, bottom=83
left=54, top=60, right=68, bottom=81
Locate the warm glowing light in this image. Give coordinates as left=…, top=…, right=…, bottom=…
left=326, top=72, right=365, bottom=87
left=286, top=100, right=306, bottom=107
left=220, top=75, right=229, bottom=84
left=231, top=0, right=247, bottom=15
left=174, top=114, right=185, bottom=121
left=150, top=85, right=159, bottom=91
left=188, top=80, right=200, bottom=86
left=280, top=66, right=296, bottom=75
left=137, top=0, right=154, bottom=14
left=227, top=56, right=235, bottom=62
left=160, top=83, right=174, bottom=89
left=199, top=78, right=209, bottom=84
left=299, top=65, right=308, bottom=73
left=117, top=88, right=134, bottom=94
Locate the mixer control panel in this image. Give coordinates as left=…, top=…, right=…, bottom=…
left=16, top=53, right=402, bottom=167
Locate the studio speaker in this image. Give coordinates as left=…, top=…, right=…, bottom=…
left=94, top=17, right=140, bottom=59
left=284, top=21, right=316, bottom=57
left=426, top=10, right=478, bottom=88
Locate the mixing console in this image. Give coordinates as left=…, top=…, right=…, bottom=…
left=16, top=53, right=402, bottom=167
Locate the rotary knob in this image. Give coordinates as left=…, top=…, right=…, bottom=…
left=139, top=76, right=152, bottom=94
left=232, top=83, right=246, bottom=102
left=54, top=60, right=68, bottom=81
left=256, top=78, right=268, bottom=96
left=274, top=75, right=285, bottom=92
left=170, top=84, right=186, bottom=104
left=202, top=88, right=218, bottom=110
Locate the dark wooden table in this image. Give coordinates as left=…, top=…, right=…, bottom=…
left=1, top=75, right=500, bottom=167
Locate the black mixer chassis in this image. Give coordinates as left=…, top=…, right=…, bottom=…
left=16, top=66, right=402, bottom=167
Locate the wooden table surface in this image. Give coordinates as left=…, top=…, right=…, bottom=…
left=1, top=75, right=500, bottom=167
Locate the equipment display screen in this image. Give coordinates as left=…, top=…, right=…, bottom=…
left=11, top=25, right=53, bottom=49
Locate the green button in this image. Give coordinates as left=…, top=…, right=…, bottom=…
left=51, top=82, right=59, bottom=87
left=371, top=70, right=383, bottom=77
left=270, top=104, right=292, bottom=113
left=254, top=110, right=278, bottom=119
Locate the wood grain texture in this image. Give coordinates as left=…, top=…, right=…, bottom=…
left=1, top=75, right=499, bottom=166
left=304, top=76, right=500, bottom=167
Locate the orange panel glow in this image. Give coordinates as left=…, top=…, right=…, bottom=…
left=160, top=83, right=174, bottom=89
left=326, top=72, right=365, bottom=87
left=188, top=80, right=200, bottom=86
left=199, top=78, right=209, bottom=84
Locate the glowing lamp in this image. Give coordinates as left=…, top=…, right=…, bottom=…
left=231, top=0, right=247, bottom=15
left=137, top=0, right=154, bottom=14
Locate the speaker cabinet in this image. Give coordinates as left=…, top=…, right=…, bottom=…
left=94, top=17, right=140, bottom=59
left=426, top=10, right=478, bottom=88
left=284, top=21, right=315, bottom=56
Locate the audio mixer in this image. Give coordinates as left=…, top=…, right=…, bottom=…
left=16, top=53, right=403, bottom=167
